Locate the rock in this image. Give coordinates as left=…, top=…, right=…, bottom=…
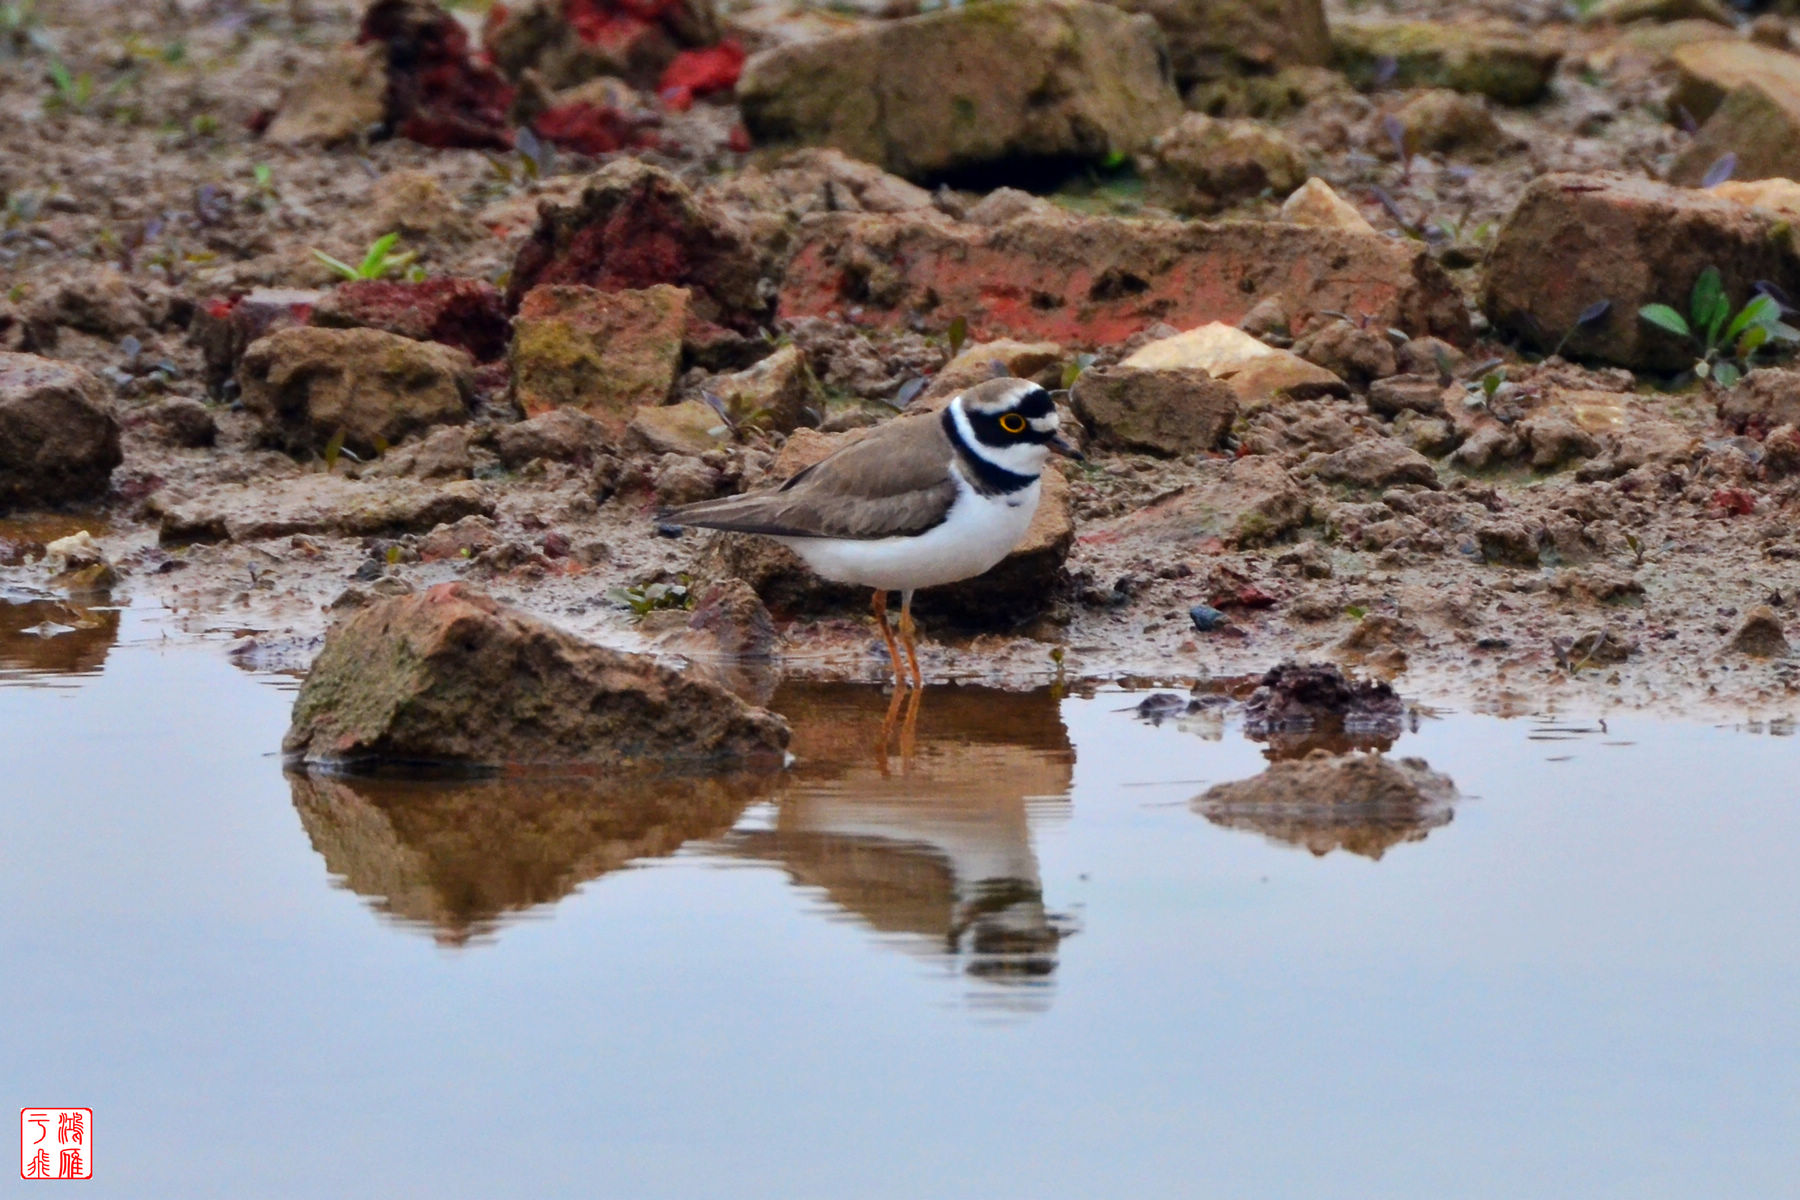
left=1122, top=321, right=1348, bottom=411
left=492, top=408, right=615, bottom=468
left=484, top=0, right=717, bottom=91
left=508, top=284, right=688, bottom=428
left=1292, top=320, right=1397, bottom=387
left=675, top=577, right=779, bottom=659
left=1380, top=88, right=1513, bottom=161
left=151, top=476, right=493, bottom=543
left=704, top=423, right=1075, bottom=620
left=311, top=278, right=509, bottom=363
left=364, top=170, right=485, bottom=248
left=737, top=0, right=1182, bottom=182
left=1750, top=15, right=1794, bottom=50
left=1483, top=173, right=1800, bottom=370
left=964, top=188, right=1059, bottom=225
left=191, top=288, right=322, bottom=397
left=1366, top=374, right=1447, bottom=418
left=264, top=43, right=388, bottom=145
left=23, top=269, right=152, bottom=347
left=239, top=327, right=474, bottom=456
left=1667, top=38, right=1800, bottom=125
left=123, top=396, right=217, bottom=448
left=1728, top=604, right=1790, bottom=655
left=360, top=425, right=476, bottom=480
left=1719, top=366, right=1800, bottom=433
left=1189, top=603, right=1228, bottom=631
left=1669, top=81, right=1800, bottom=186
left=283, top=583, right=788, bottom=770
left=1526, top=415, right=1603, bottom=470
left=1070, top=365, right=1239, bottom=456
left=1193, top=751, right=1456, bottom=859
left=705, top=344, right=819, bottom=434
left=1300, top=437, right=1440, bottom=490
left=627, top=399, right=732, bottom=456
left=1333, top=19, right=1561, bottom=105
left=506, top=160, right=767, bottom=332
left=778, top=211, right=1471, bottom=346
left=918, top=340, right=1066, bottom=407
left=358, top=0, right=514, bottom=150
left=1279, top=177, right=1376, bottom=233
left=1476, top=518, right=1543, bottom=567
left=1105, top=0, right=1330, bottom=87
left=653, top=454, right=724, bottom=505
left=1142, top=114, right=1310, bottom=215
left=1242, top=661, right=1404, bottom=740
left=708, top=150, right=938, bottom=263
left=1092, top=454, right=1307, bottom=547
left=1592, top=0, right=1735, bottom=25
left=0, top=353, right=122, bottom=510
left=1712, top=177, right=1800, bottom=219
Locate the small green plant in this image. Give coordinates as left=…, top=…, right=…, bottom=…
left=1639, top=267, right=1800, bottom=387
left=246, top=163, right=279, bottom=212
left=45, top=60, right=94, bottom=113
left=1060, top=352, right=1097, bottom=391
left=946, top=314, right=969, bottom=359
left=311, top=232, right=416, bottom=282
left=606, top=577, right=694, bottom=619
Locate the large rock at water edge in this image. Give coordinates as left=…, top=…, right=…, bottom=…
left=737, top=0, right=1182, bottom=181
left=1483, top=173, right=1800, bottom=370
left=239, top=327, right=474, bottom=456
left=283, top=583, right=790, bottom=770
left=0, top=352, right=122, bottom=510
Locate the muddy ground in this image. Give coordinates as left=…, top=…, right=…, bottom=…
left=6, top=0, right=1800, bottom=717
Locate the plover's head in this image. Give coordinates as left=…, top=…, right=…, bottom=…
left=951, top=377, right=1081, bottom=477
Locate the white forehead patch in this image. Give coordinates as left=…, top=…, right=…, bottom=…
left=960, top=378, right=1043, bottom=416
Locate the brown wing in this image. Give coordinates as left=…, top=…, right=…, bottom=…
left=662, top=416, right=958, bottom=539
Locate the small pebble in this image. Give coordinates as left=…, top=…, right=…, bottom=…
left=1189, top=604, right=1228, bottom=632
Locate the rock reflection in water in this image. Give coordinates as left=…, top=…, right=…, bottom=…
left=291, top=768, right=779, bottom=945
left=1193, top=752, right=1457, bottom=860
left=0, top=596, right=120, bottom=678
left=719, top=683, right=1075, bottom=1007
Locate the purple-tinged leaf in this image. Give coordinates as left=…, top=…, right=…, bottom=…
left=1701, top=153, right=1737, bottom=188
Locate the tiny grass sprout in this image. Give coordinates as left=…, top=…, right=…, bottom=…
left=947, top=314, right=969, bottom=359
left=45, top=60, right=94, bottom=113
left=1638, top=265, right=1800, bottom=386
left=312, top=232, right=416, bottom=281
left=1060, top=352, right=1097, bottom=391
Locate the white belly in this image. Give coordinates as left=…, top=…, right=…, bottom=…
left=775, top=478, right=1040, bottom=593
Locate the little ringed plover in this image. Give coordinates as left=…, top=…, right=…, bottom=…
left=661, top=377, right=1081, bottom=687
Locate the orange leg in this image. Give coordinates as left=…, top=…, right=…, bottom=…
left=897, top=589, right=922, bottom=690
left=871, top=589, right=904, bottom=687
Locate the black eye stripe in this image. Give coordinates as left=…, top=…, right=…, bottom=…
left=1016, top=387, right=1053, bottom=418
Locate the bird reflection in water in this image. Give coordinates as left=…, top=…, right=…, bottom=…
left=719, top=682, right=1076, bottom=1010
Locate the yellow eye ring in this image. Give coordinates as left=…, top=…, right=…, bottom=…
left=998, top=413, right=1027, bottom=434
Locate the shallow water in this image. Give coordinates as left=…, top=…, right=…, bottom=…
left=4, top=602, right=1798, bottom=1198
